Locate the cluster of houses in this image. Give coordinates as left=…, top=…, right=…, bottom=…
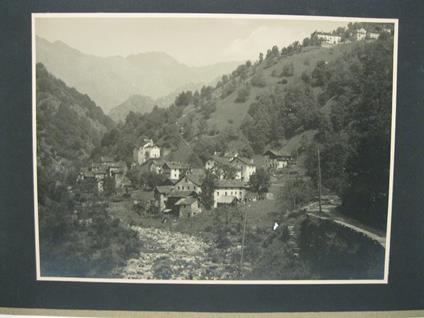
left=315, top=27, right=392, bottom=48
left=77, top=138, right=297, bottom=219
left=76, top=156, right=128, bottom=193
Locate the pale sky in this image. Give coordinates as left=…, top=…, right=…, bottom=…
left=35, top=15, right=348, bottom=67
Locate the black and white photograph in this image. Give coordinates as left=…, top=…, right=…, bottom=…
left=32, top=13, right=398, bottom=283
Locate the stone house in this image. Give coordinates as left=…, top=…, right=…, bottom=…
left=174, top=175, right=203, bottom=194
left=174, top=197, right=202, bottom=218
left=162, top=161, right=190, bottom=181
left=133, top=139, right=161, bottom=165
left=229, top=156, right=257, bottom=182
left=154, top=185, right=174, bottom=212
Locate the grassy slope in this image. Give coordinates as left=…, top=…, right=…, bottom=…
left=207, top=44, right=352, bottom=131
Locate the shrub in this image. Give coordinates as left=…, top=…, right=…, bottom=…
left=152, top=256, right=174, bottom=279
left=251, top=74, right=266, bottom=87
left=301, top=71, right=311, bottom=83
left=281, top=62, right=294, bottom=77
left=235, top=87, right=250, bottom=103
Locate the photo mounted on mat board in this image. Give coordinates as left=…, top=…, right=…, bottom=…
left=32, top=13, right=398, bottom=284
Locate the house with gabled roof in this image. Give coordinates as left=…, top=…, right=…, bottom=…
left=154, top=185, right=201, bottom=217
left=354, top=28, right=367, bottom=40
left=174, top=174, right=203, bottom=194
left=315, top=32, right=342, bottom=47
left=133, top=139, right=161, bottom=165
left=213, top=179, right=249, bottom=208
left=162, top=161, right=190, bottom=181
left=154, top=185, right=175, bottom=212
left=206, top=154, right=256, bottom=181
left=174, top=196, right=201, bottom=218
left=264, top=150, right=294, bottom=170
left=229, top=156, right=256, bottom=182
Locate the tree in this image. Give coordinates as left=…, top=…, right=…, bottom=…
left=103, top=176, right=116, bottom=196
left=200, top=171, right=216, bottom=209
left=249, top=168, right=271, bottom=198
left=311, top=60, right=331, bottom=87
left=281, top=63, right=294, bottom=77
left=279, top=177, right=314, bottom=211
left=140, top=171, right=168, bottom=190
left=235, top=86, right=250, bottom=103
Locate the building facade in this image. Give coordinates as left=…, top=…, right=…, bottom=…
left=316, top=32, right=342, bottom=47
left=354, top=28, right=367, bottom=40
left=213, top=180, right=248, bottom=208
left=133, top=139, right=161, bottom=165
left=162, top=161, right=190, bottom=181
left=229, top=156, right=257, bottom=182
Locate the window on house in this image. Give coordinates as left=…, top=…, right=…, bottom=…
left=217, top=191, right=219, bottom=196
left=225, top=192, right=227, bottom=196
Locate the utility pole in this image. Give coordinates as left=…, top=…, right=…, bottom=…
left=239, top=205, right=249, bottom=278
left=317, top=146, right=322, bottom=215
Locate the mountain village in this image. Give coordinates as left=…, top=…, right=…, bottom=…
left=73, top=25, right=392, bottom=222
left=36, top=20, right=393, bottom=280
left=76, top=138, right=296, bottom=219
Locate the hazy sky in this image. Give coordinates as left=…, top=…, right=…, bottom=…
left=35, top=15, right=348, bottom=66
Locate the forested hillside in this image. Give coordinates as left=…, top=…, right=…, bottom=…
left=95, top=23, right=394, bottom=229
left=36, top=63, right=138, bottom=276
left=36, top=62, right=114, bottom=186
left=108, top=94, right=157, bottom=123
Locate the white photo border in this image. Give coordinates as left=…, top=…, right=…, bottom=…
left=32, top=12, right=399, bottom=285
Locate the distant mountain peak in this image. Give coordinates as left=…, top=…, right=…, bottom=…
left=35, top=36, right=242, bottom=112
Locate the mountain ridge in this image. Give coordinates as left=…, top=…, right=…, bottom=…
left=36, top=36, right=242, bottom=112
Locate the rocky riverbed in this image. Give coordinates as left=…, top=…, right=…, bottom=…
left=114, top=226, right=244, bottom=280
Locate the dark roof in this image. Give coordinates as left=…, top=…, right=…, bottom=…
left=175, top=197, right=197, bottom=206
left=176, top=175, right=203, bottom=186
left=168, top=190, right=197, bottom=198
left=131, top=190, right=154, bottom=201
left=163, top=161, right=190, bottom=170
left=263, top=149, right=292, bottom=158
left=100, top=156, right=114, bottom=163
left=141, top=158, right=165, bottom=167
left=208, top=156, right=232, bottom=166
left=155, top=185, right=174, bottom=194
left=215, top=180, right=248, bottom=189
left=231, top=156, right=255, bottom=166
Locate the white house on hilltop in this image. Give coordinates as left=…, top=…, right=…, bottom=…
left=316, top=32, right=342, bottom=47
left=368, top=32, right=380, bottom=40
left=354, top=28, right=367, bottom=40
left=133, top=139, right=160, bottom=165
